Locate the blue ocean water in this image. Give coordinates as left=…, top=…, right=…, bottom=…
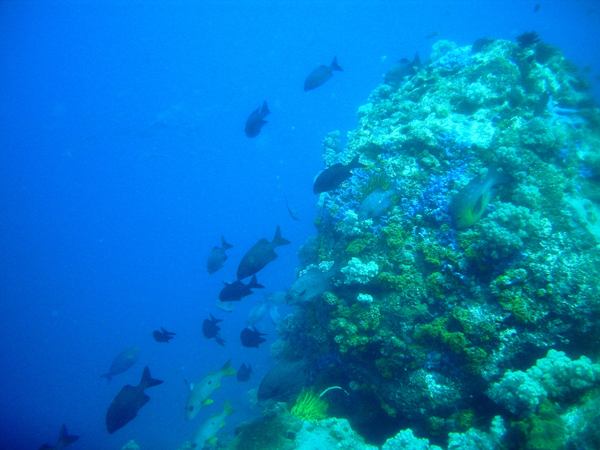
left=0, top=1, right=599, bottom=449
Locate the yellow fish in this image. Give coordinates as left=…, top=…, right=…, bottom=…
left=191, top=399, right=235, bottom=449
left=185, top=359, right=236, bottom=421
left=451, top=166, right=508, bottom=229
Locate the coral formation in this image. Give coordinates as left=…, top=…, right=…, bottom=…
left=271, top=36, right=600, bottom=450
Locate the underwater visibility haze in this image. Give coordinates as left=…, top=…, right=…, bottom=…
left=1, top=1, right=600, bottom=450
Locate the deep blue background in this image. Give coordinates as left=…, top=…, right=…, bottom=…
left=1, top=1, right=599, bottom=449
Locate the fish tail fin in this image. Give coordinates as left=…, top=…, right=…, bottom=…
left=330, top=56, right=343, bottom=71
left=261, top=101, right=270, bottom=117
left=223, top=399, right=236, bottom=417
left=140, top=366, right=164, bottom=389
left=220, top=358, right=233, bottom=373
left=413, top=52, right=421, bottom=67
left=349, top=155, right=366, bottom=170
left=221, top=236, right=233, bottom=250
left=272, top=225, right=291, bottom=247
left=100, top=373, right=112, bottom=384
left=59, top=424, right=80, bottom=447
left=249, top=274, right=265, bottom=289
left=210, top=312, right=223, bottom=323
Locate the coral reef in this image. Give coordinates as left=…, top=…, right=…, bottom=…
left=271, top=36, right=600, bottom=449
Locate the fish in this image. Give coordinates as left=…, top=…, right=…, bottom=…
left=236, top=363, right=253, bottom=382
left=202, top=313, right=222, bottom=339
left=534, top=4, right=540, bottom=12
left=426, top=31, right=440, bottom=39
left=215, top=333, right=226, bottom=347
left=219, top=274, right=265, bottom=302
left=246, top=301, right=270, bottom=326
left=285, top=196, right=300, bottom=220
left=472, top=37, right=494, bottom=53
left=245, top=101, right=269, bottom=138
left=451, top=166, right=509, bottom=230
left=384, top=53, right=421, bottom=87
left=105, top=366, right=163, bottom=434
left=207, top=236, right=233, bottom=275
left=153, top=327, right=176, bottom=343
left=358, top=188, right=400, bottom=221
left=264, top=290, right=287, bottom=306
left=313, top=155, right=365, bottom=194
left=100, top=347, right=141, bottom=384
left=257, top=359, right=310, bottom=402
left=534, top=91, right=551, bottom=117
left=190, top=399, right=235, bottom=449
left=213, top=299, right=235, bottom=313
left=304, top=56, right=343, bottom=91
left=237, top=225, right=290, bottom=280
left=185, top=359, right=236, bottom=421
left=286, top=262, right=340, bottom=305
left=38, top=424, right=79, bottom=450
left=240, top=326, right=267, bottom=348
left=269, top=304, right=281, bottom=325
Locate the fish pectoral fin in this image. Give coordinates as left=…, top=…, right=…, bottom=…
left=220, top=421, right=227, bottom=429
left=209, top=437, right=218, bottom=444
left=473, top=194, right=484, bottom=215
left=202, top=398, right=213, bottom=406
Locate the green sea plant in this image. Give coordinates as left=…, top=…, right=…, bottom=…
left=290, top=387, right=328, bottom=421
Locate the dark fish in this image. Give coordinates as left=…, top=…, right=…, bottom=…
left=451, top=166, right=509, bottom=229
left=245, top=101, right=269, bottom=138
left=472, top=37, right=494, bottom=53
left=153, top=327, right=176, bottom=343
left=215, top=333, right=226, bottom=347
left=426, top=31, right=440, bottom=39
left=202, top=313, right=222, bottom=339
left=106, top=366, right=163, bottom=434
left=237, top=363, right=253, bottom=382
left=384, top=53, right=421, bottom=87
left=534, top=4, right=540, bottom=12
left=101, top=347, right=141, bottom=384
left=285, top=196, right=300, bottom=220
left=257, top=359, right=309, bottom=402
left=237, top=226, right=290, bottom=280
left=313, top=155, right=365, bottom=194
left=304, top=56, right=343, bottom=91
left=219, top=274, right=265, bottom=302
left=534, top=91, right=552, bottom=117
left=39, top=424, right=79, bottom=450
left=240, top=326, right=267, bottom=348
left=207, top=236, right=233, bottom=275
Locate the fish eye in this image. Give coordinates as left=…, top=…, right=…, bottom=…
left=188, top=406, right=194, bottom=411
left=208, top=381, right=212, bottom=385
